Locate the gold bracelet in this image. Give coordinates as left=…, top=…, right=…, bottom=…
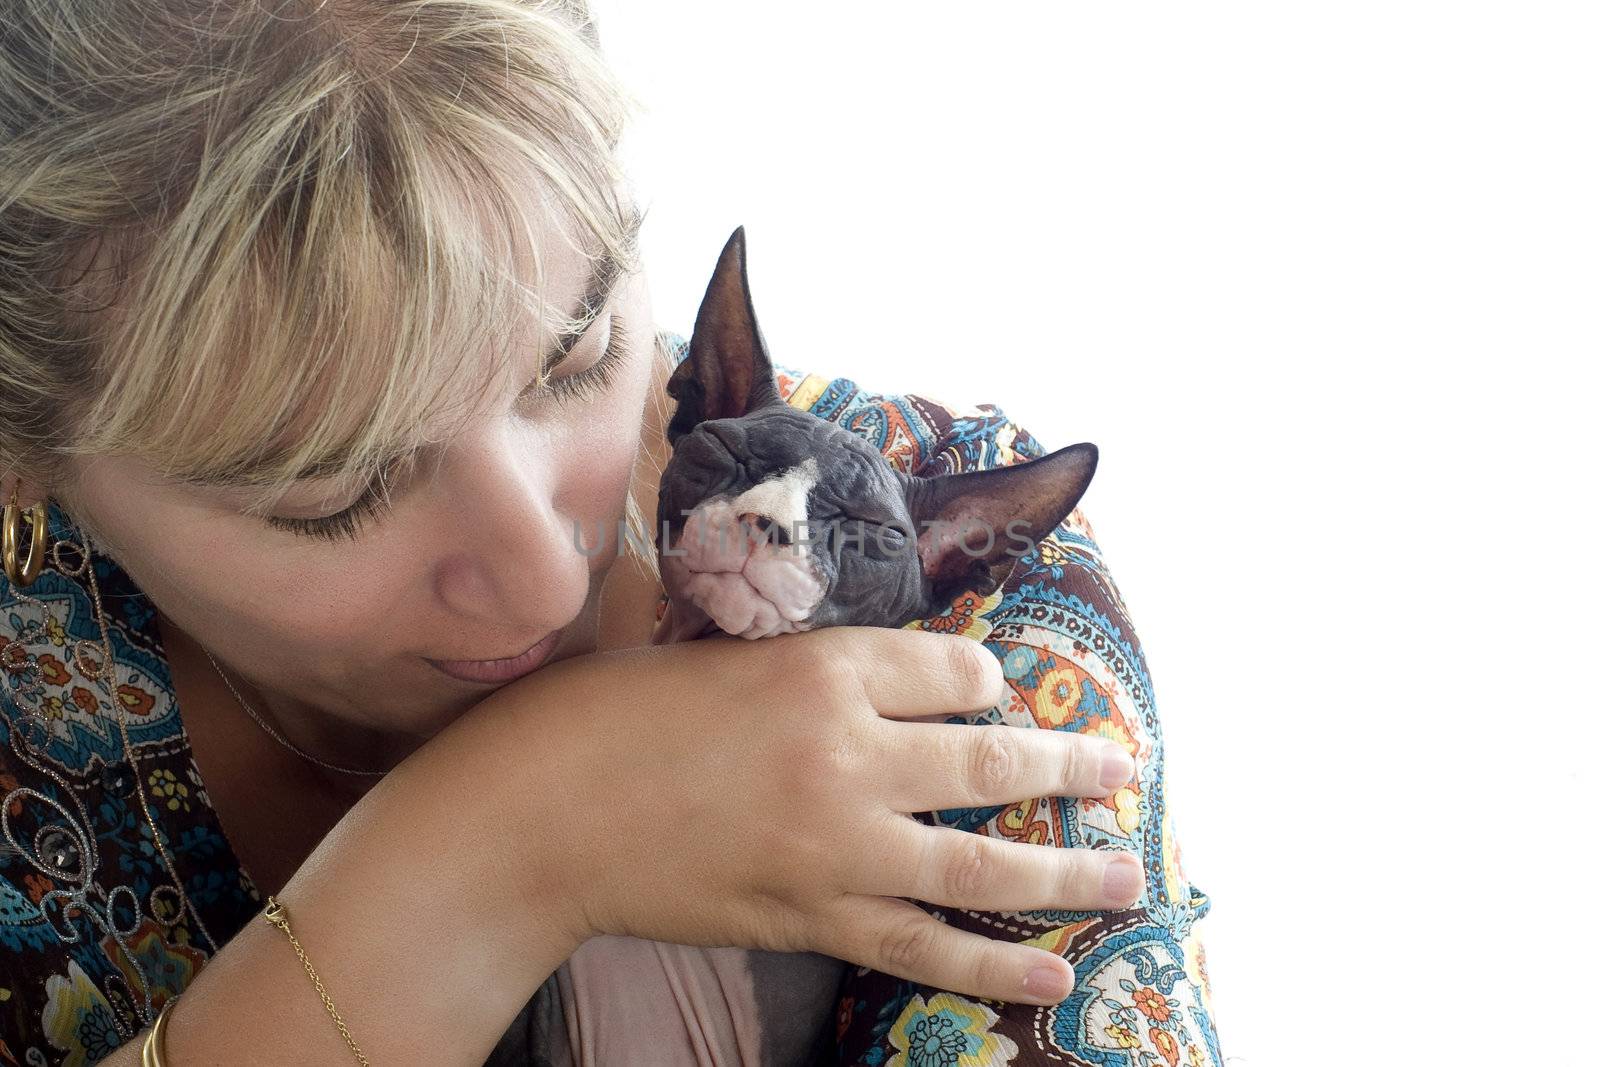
left=263, top=894, right=373, bottom=1066
left=140, top=995, right=177, bottom=1067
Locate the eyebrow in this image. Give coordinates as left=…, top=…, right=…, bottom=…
left=194, top=209, right=643, bottom=502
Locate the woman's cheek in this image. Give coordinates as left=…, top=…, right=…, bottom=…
left=562, top=394, right=646, bottom=560
left=209, top=543, right=404, bottom=653
left=562, top=276, right=659, bottom=552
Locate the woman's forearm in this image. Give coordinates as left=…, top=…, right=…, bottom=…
left=103, top=692, right=586, bottom=1066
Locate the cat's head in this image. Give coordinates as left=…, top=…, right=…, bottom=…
left=653, top=228, right=1097, bottom=643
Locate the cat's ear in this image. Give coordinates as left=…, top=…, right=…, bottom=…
left=665, top=227, right=785, bottom=444
left=901, top=442, right=1099, bottom=602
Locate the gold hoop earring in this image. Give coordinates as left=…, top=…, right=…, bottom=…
left=3, top=482, right=49, bottom=588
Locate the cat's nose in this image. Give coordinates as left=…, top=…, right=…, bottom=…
left=739, top=511, right=795, bottom=547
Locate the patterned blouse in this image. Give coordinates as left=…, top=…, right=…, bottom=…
left=1, top=331, right=1224, bottom=1066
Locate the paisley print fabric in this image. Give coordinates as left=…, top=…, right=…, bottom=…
left=0, top=510, right=263, bottom=1066
left=1, top=330, right=1223, bottom=1065
left=753, top=343, right=1226, bottom=1067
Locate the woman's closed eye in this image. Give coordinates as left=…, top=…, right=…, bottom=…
left=532, top=314, right=630, bottom=408
left=265, top=314, right=631, bottom=543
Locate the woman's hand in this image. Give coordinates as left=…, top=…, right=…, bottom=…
left=483, top=625, right=1142, bottom=1006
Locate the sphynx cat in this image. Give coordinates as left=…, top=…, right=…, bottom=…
left=496, top=229, right=1098, bottom=1066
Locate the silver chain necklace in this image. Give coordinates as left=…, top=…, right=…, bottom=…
left=200, top=648, right=387, bottom=778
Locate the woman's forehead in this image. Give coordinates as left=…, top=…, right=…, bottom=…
left=79, top=146, right=639, bottom=515
left=222, top=226, right=625, bottom=502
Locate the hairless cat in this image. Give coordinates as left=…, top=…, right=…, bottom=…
left=507, top=229, right=1103, bottom=1067
left=652, top=227, right=1098, bottom=648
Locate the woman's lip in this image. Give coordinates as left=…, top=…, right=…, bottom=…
left=425, top=628, right=563, bottom=684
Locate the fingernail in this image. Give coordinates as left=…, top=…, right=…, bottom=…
left=1101, top=853, right=1143, bottom=906
left=1099, top=745, right=1135, bottom=790
left=1022, top=963, right=1072, bottom=1002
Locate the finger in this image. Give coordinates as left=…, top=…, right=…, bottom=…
left=857, top=817, right=1145, bottom=913
left=823, top=627, right=1005, bottom=720
left=815, top=893, right=1078, bottom=1007
left=875, top=721, right=1136, bottom=812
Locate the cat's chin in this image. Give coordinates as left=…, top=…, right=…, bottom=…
left=651, top=594, right=812, bottom=644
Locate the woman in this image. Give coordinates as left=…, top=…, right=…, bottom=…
left=1, top=2, right=1222, bottom=1064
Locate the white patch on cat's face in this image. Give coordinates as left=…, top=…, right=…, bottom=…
left=656, top=456, right=828, bottom=641
left=724, top=456, right=820, bottom=539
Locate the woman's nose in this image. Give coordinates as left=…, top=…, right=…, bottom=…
left=427, top=426, right=591, bottom=626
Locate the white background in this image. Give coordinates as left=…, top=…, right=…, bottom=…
left=591, top=3, right=1598, bottom=1063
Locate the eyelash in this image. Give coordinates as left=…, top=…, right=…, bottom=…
left=266, top=316, right=630, bottom=543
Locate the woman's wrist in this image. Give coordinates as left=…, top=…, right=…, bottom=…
left=103, top=687, right=591, bottom=1066
left=157, top=790, right=576, bottom=1064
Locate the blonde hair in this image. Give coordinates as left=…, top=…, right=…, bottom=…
left=1, top=0, right=664, bottom=574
